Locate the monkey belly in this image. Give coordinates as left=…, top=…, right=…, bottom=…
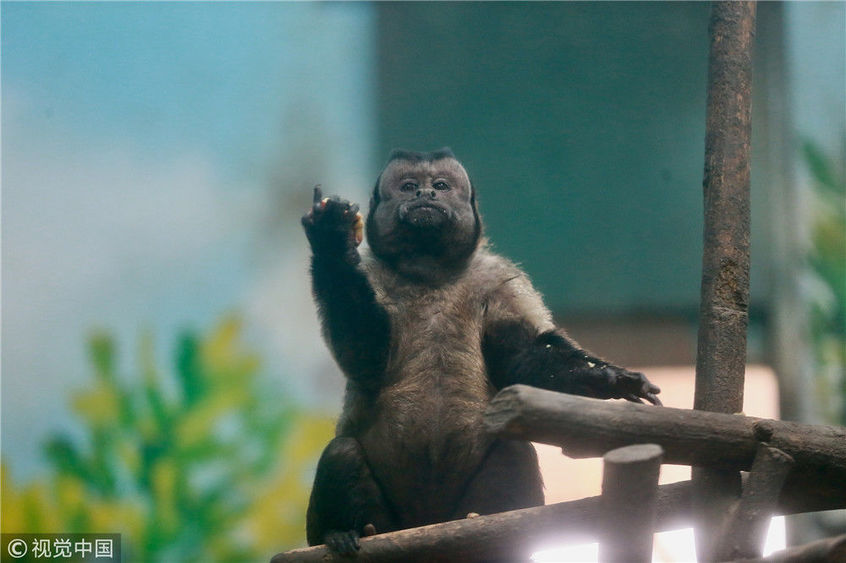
left=359, top=386, right=494, bottom=528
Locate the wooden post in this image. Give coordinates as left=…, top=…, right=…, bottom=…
left=598, top=444, right=663, bottom=563
left=693, top=1, right=756, bottom=560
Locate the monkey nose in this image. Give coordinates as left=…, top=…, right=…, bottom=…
left=416, top=189, right=436, bottom=199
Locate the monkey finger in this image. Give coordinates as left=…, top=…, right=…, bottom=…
left=353, top=213, right=364, bottom=246
left=646, top=393, right=663, bottom=406
left=344, top=535, right=360, bottom=554
left=325, top=531, right=360, bottom=555
left=312, top=189, right=331, bottom=214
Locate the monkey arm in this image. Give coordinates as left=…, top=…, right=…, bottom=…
left=482, top=277, right=661, bottom=405
left=302, top=188, right=390, bottom=387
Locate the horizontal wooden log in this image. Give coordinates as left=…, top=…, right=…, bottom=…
left=484, top=385, right=846, bottom=511
left=271, top=481, right=691, bottom=563
left=269, top=476, right=841, bottom=563
left=271, top=387, right=844, bottom=562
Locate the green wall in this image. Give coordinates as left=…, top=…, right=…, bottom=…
left=375, top=2, right=716, bottom=315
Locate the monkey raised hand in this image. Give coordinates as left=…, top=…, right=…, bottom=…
left=301, top=184, right=391, bottom=389
left=301, top=186, right=364, bottom=263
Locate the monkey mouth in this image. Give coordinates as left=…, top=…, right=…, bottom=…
left=399, top=202, right=450, bottom=229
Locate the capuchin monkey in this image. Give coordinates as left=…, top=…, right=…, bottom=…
left=301, top=148, right=661, bottom=555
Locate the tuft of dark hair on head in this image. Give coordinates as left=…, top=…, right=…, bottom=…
left=386, top=147, right=456, bottom=164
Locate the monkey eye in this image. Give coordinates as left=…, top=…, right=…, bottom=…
left=400, top=181, right=418, bottom=192
left=433, top=181, right=450, bottom=191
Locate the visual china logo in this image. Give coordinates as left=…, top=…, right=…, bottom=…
left=1, top=534, right=120, bottom=562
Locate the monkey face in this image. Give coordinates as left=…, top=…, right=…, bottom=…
left=366, top=150, right=481, bottom=273
left=381, top=157, right=473, bottom=231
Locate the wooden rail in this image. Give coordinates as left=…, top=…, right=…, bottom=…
left=484, top=385, right=846, bottom=512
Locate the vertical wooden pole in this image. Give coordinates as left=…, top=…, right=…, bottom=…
left=693, top=1, right=756, bottom=561
left=598, top=444, right=663, bottom=563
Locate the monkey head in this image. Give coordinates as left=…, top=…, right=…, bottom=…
left=366, top=148, right=482, bottom=278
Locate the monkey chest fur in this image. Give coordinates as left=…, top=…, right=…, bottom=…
left=356, top=274, right=496, bottom=525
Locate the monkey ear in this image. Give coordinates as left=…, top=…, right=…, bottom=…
left=366, top=178, right=381, bottom=243
left=468, top=180, right=483, bottom=241
left=370, top=178, right=381, bottom=208
left=432, top=147, right=456, bottom=160
left=387, top=148, right=412, bottom=162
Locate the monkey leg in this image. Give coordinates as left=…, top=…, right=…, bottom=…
left=453, top=438, right=544, bottom=518
left=306, top=436, right=397, bottom=554
left=451, top=439, right=544, bottom=562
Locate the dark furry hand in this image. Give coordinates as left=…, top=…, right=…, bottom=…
left=598, top=363, right=662, bottom=405
left=301, top=186, right=364, bottom=262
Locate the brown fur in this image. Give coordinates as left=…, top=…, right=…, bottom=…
left=337, top=245, right=550, bottom=526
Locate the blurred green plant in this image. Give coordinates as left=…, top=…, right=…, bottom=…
left=804, top=139, right=846, bottom=426
left=1, top=317, right=334, bottom=561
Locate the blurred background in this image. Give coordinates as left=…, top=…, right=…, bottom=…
left=2, top=2, right=843, bottom=561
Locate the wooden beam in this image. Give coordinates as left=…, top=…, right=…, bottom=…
left=484, top=385, right=846, bottom=511
left=271, top=481, right=691, bottom=563
left=269, top=475, right=843, bottom=563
